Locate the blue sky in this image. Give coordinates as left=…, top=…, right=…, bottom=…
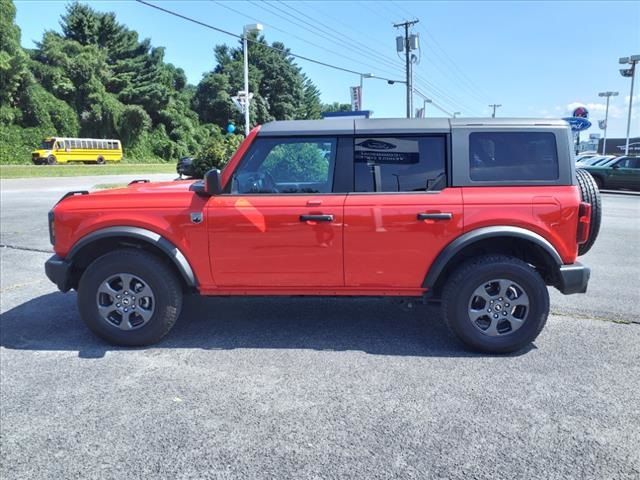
left=14, top=0, right=640, bottom=138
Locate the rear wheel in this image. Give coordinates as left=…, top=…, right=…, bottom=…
left=442, top=255, right=549, bottom=354
left=576, top=168, right=602, bottom=256
left=593, top=176, right=603, bottom=189
left=77, top=249, right=183, bottom=346
left=96, top=155, right=105, bottom=165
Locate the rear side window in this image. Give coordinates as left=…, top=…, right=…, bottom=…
left=469, top=132, right=559, bottom=181
left=354, top=136, right=446, bottom=192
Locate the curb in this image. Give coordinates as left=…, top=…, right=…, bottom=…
left=599, top=190, right=640, bottom=197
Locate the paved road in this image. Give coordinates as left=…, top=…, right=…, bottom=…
left=1, top=177, right=639, bottom=479
left=1, top=174, right=175, bottom=252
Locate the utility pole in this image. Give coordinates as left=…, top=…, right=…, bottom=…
left=489, top=104, right=502, bottom=118
left=598, top=91, right=618, bottom=155
left=394, top=19, right=419, bottom=118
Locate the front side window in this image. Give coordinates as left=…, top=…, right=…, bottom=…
left=231, top=138, right=336, bottom=194
left=469, top=132, right=559, bottom=181
left=354, top=136, right=446, bottom=192
left=616, top=157, right=640, bottom=169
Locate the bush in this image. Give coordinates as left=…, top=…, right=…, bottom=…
left=118, top=104, right=151, bottom=147
left=19, top=82, right=79, bottom=136
left=193, top=132, right=243, bottom=178
left=0, top=124, right=51, bottom=164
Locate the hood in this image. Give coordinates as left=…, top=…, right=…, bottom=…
left=56, top=180, right=201, bottom=211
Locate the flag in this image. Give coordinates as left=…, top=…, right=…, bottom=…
left=350, top=86, right=361, bottom=111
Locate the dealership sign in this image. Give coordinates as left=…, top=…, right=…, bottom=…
left=563, top=117, right=592, bottom=132
left=572, top=106, right=589, bottom=119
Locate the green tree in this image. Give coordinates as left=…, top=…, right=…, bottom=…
left=321, top=101, right=351, bottom=113
left=193, top=35, right=323, bottom=130
left=0, top=0, right=29, bottom=110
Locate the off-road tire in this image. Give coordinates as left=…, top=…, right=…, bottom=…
left=47, top=155, right=57, bottom=165
left=442, top=255, right=549, bottom=354
left=77, top=249, right=183, bottom=346
left=576, top=168, right=602, bottom=256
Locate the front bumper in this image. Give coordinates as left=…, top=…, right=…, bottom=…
left=45, top=255, right=72, bottom=292
left=556, top=262, right=590, bottom=294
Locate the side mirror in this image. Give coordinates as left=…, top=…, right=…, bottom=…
left=611, top=164, right=620, bottom=169
left=205, top=169, right=223, bottom=195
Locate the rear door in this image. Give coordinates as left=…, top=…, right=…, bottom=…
left=343, top=135, right=463, bottom=288
left=207, top=136, right=346, bottom=287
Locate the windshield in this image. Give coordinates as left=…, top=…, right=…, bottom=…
left=39, top=140, right=55, bottom=150
left=580, top=156, right=605, bottom=166
left=593, top=157, right=615, bottom=166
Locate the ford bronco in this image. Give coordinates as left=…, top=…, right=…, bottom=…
left=45, top=118, right=601, bottom=353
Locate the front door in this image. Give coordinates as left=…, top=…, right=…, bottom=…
left=343, top=135, right=463, bottom=288
left=609, top=157, right=640, bottom=189
left=208, top=136, right=345, bottom=287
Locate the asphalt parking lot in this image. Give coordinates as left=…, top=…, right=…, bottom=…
left=1, top=175, right=639, bottom=479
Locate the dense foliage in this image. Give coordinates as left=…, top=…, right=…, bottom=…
left=0, top=0, right=345, bottom=166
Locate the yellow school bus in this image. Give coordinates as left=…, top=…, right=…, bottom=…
left=31, top=137, right=123, bottom=165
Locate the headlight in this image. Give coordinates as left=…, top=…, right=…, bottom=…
left=48, top=210, right=55, bottom=245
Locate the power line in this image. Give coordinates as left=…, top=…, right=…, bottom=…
left=245, top=0, right=402, bottom=79
left=136, top=0, right=478, bottom=116
left=390, top=0, right=491, bottom=103
left=134, top=0, right=402, bottom=81
left=276, top=0, right=477, bottom=114
left=212, top=0, right=399, bottom=79
left=271, top=0, right=478, bottom=114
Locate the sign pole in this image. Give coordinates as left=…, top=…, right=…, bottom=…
left=603, top=95, right=610, bottom=155
left=624, top=61, right=636, bottom=155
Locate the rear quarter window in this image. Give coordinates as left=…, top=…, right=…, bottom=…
left=469, top=132, right=559, bottom=181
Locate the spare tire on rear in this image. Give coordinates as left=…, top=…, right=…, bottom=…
left=576, top=168, right=602, bottom=256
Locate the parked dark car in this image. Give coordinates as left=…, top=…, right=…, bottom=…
left=176, top=156, right=196, bottom=178
left=581, top=156, right=640, bottom=190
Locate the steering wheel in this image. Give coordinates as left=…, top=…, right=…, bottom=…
left=261, top=171, right=278, bottom=193
left=234, top=171, right=279, bottom=193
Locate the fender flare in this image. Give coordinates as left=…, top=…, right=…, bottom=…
left=423, top=226, right=563, bottom=288
left=67, top=226, right=197, bottom=287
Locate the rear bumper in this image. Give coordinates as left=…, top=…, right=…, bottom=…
left=45, top=255, right=72, bottom=292
left=556, top=262, right=590, bottom=294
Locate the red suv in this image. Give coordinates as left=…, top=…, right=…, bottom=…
left=45, top=118, right=601, bottom=353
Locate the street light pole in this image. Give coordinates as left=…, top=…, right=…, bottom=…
left=489, top=104, right=502, bottom=118
left=453, top=111, right=461, bottom=118
left=360, top=73, right=372, bottom=110
left=242, top=23, right=263, bottom=135
left=598, top=91, right=618, bottom=155
left=619, top=55, right=639, bottom=155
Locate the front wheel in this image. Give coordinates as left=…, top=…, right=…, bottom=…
left=47, top=155, right=57, bottom=165
left=441, top=255, right=549, bottom=353
left=77, top=249, right=183, bottom=346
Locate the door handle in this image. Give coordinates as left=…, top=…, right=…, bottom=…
left=417, top=212, right=453, bottom=221
left=300, top=214, right=334, bottom=222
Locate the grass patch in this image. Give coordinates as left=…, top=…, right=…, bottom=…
left=0, top=163, right=176, bottom=179
left=92, top=183, right=128, bottom=190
